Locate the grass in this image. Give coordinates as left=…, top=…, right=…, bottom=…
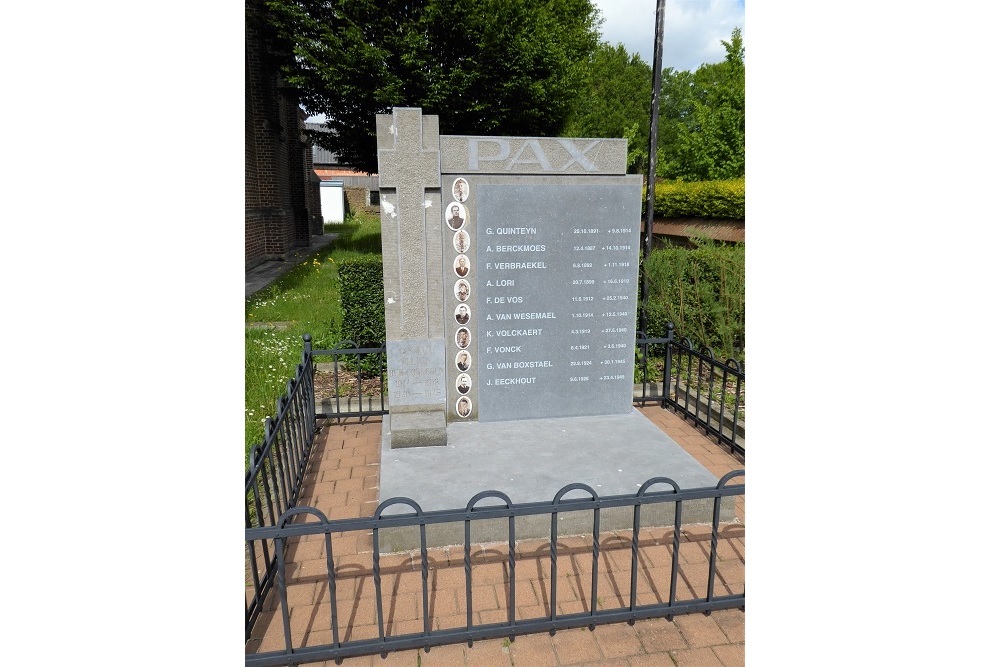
left=245, top=211, right=382, bottom=462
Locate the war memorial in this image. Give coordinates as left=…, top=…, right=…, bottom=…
left=374, top=107, right=726, bottom=549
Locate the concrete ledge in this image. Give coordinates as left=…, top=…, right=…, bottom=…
left=387, top=410, right=447, bottom=448
left=375, top=498, right=731, bottom=554
left=377, top=409, right=734, bottom=552
left=390, top=403, right=445, bottom=415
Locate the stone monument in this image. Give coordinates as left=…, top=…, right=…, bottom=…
left=377, top=107, right=642, bottom=440
left=375, top=108, right=726, bottom=549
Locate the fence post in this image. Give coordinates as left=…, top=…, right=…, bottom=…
left=664, top=322, right=674, bottom=407
left=302, top=334, right=316, bottom=427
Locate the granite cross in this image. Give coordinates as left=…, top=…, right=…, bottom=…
left=376, top=108, right=442, bottom=337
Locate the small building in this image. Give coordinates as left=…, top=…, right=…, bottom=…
left=306, top=123, right=380, bottom=219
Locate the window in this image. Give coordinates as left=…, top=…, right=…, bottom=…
left=369, top=190, right=380, bottom=206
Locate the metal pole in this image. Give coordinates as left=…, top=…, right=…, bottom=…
left=640, top=0, right=666, bottom=336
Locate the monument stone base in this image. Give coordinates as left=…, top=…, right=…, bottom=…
left=376, top=409, right=736, bottom=552
left=386, top=408, right=448, bottom=448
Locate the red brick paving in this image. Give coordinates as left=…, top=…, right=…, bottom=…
left=247, top=405, right=744, bottom=666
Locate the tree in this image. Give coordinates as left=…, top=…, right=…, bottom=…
left=562, top=43, right=652, bottom=173
left=658, top=28, right=745, bottom=181
left=258, top=0, right=602, bottom=173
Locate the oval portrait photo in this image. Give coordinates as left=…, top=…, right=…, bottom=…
left=455, top=303, right=470, bottom=325
left=454, top=279, right=470, bottom=302
left=456, top=396, right=472, bottom=418
left=456, top=373, right=472, bottom=395
left=455, top=327, right=470, bottom=349
left=452, top=178, right=469, bottom=203
left=453, top=230, right=470, bottom=254
left=446, top=202, right=467, bottom=231
left=454, top=254, right=470, bottom=278
left=456, top=350, right=471, bottom=372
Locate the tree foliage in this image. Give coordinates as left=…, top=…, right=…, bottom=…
left=560, top=28, right=745, bottom=181
left=658, top=28, right=745, bottom=181
left=256, top=0, right=602, bottom=173
left=562, top=43, right=652, bottom=173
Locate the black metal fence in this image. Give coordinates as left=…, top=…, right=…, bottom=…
left=248, top=328, right=744, bottom=448
left=245, top=339, right=318, bottom=638
left=310, top=339, right=388, bottom=422
left=246, top=336, right=389, bottom=639
left=245, top=472, right=744, bottom=666
left=245, top=330, right=745, bottom=654
left=635, top=323, right=745, bottom=458
left=304, top=328, right=745, bottom=456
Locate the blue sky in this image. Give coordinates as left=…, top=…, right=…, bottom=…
left=592, top=0, right=745, bottom=71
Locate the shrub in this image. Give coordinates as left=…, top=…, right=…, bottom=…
left=640, top=238, right=744, bottom=361
left=649, top=178, right=744, bottom=219
left=337, top=256, right=385, bottom=348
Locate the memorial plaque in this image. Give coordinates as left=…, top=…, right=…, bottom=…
left=380, top=114, right=641, bottom=426
left=387, top=339, right=446, bottom=406
left=472, top=182, right=641, bottom=421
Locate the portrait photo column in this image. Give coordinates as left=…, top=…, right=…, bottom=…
left=376, top=108, right=448, bottom=447
left=447, top=177, right=474, bottom=420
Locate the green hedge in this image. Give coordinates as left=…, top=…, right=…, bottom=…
left=640, top=239, right=745, bottom=361
left=649, top=178, right=744, bottom=219
left=338, top=256, right=385, bottom=347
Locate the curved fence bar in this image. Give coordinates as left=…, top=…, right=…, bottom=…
left=631, top=478, right=681, bottom=614
left=464, top=491, right=516, bottom=641
left=549, top=483, right=600, bottom=630
left=245, top=473, right=744, bottom=666
left=371, top=498, right=424, bottom=655
left=708, top=471, right=746, bottom=606
left=557, top=483, right=604, bottom=628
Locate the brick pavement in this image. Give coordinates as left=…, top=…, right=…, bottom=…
left=246, top=405, right=744, bottom=666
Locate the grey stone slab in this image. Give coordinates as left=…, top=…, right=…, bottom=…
left=386, top=339, right=446, bottom=406
left=438, top=174, right=642, bottom=424
left=376, top=409, right=731, bottom=551
left=473, top=182, right=642, bottom=421
left=441, top=136, right=627, bottom=174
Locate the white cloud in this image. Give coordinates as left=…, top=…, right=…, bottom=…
left=592, top=0, right=745, bottom=71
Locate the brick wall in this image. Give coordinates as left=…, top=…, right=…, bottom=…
left=246, top=0, right=322, bottom=270
left=345, top=187, right=380, bottom=216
